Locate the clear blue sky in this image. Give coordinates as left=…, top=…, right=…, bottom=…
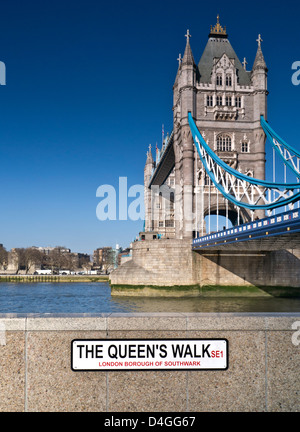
left=0, top=0, right=299, bottom=254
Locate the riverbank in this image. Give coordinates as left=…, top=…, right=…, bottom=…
left=111, top=284, right=300, bottom=298
left=0, top=275, right=109, bottom=283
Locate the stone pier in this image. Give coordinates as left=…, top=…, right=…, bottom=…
left=110, top=239, right=197, bottom=288
left=110, top=239, right=300, bottom=295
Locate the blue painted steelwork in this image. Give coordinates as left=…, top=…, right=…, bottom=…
left=192, top=209, right=300, bottom=250
left=261, top=116, right=300, bottom=177
left=188, top=113, right=300, bottom=211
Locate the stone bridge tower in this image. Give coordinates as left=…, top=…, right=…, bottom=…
left=145, top=16, right=268, bottom=240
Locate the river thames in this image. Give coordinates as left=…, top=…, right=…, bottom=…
left=0, top=282, right=300, bottom=314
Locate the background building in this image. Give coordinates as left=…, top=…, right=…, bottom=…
left=93, top=245, right=122, bottom=273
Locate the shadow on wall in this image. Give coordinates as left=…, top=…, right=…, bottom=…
left=196, top=249, right=300, bottom=295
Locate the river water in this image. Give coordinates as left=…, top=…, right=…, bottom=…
left=0, top=282, right=300, bottom=314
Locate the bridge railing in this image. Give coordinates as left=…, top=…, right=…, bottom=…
left=192, top=209, right=300, bottom=249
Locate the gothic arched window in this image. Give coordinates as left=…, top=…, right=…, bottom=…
left=216, top=74, right=222, bottom=86
left=217, top=135, right=232, bottom=152
left=226, top=74, right=232, bottom=86
left=225, top=96, right=232, bottom=106
left=235, top=96, right=242, bottom=108
left=169, top=192, right=174, bottom=210
left=241, top=141, right=249, bottom=153
left=206, top=95, right=213, bottom=107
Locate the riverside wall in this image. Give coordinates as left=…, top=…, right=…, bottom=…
left=0, top=313, right=299, bottom=412
left=110, top=239, right=300, bottom=291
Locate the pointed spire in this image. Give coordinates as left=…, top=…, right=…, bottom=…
left=257, top=34, right=263, bottom=47
left=177, top=53, right=182, bottom=69
left=253, top=34, right=268, bottom=71
left=182, top=29, right=195, bottom=66
left=174, top=53, right=182, bottom=83
left=146, top=144, right=153, bottom=164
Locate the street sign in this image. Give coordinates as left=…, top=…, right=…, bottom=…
left=71, top=339, right=228, bottom=371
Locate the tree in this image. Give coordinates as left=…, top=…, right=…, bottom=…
left=101, top=248, right=116, bottom=274
left=0, top=246, right=8, bottom=269
left=48, top=248, right=67, bottom=272
left=14, top=248, right=44, bottom=273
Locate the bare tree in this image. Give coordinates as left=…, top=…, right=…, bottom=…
left=47, top=248, right=66, bottom=272
left=8, top=246, right=90, bottom=274
left=101, top=249, right=116, bottom=274
left=26, top=248, right=44, bottom=270
left=14, top=248, right=44, bottom=273
left=0, top=246, right=8, bottom=269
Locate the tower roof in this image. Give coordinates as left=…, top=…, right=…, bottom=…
left=253, top=35, right=268, bottom=71
left=145, top=144, right=154, bottom=165
left=198, top=37, right=251, bottom=85
left=174, top=53, right=182, bottom=84
left=197, top=16, right=251, bottom=85
left=182, top=29, right=195, bottom=66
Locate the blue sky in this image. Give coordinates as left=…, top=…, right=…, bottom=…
left=0, top=0, right=299, bottom=254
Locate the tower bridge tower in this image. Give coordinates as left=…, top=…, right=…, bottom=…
left=145, top=17, right=268, bottom=240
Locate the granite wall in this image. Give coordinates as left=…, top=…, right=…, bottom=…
left=0, top=313, right=299, bottom=412
left=197, top=249, right=300, bottom=287
left=110, top=239, right=300, bottom=289
left=110, top=239, right=198, bottom=287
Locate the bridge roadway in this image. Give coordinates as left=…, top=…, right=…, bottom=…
left=192, top=209, right=300, bottom=252
left=149, top=133, right=174, bottom=187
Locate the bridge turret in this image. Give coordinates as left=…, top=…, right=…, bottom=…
left=252, top=35, right=268, bottom=121
left=173, top=31, right=197, bottom=239
left=173, top=54, right=181, bottom=121
left=178, top=30, right=197, bottom=123
left=252, top=35, right=268, bottom=77
left=251, top=35, right=268, bottom=211
left=144, top=145, right=154, bottom=232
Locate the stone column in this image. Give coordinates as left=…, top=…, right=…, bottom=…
left=182, top=126, right=194, bottom=239
left=174, top=126, right=183, bottom=239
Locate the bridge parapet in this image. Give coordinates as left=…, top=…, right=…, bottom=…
left=193, top=209, right=300, bottom=251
